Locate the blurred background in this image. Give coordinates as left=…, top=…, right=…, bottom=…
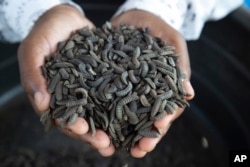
left=245, top=0, right=250, bottom=7
left=0, top=1, right=249, bottom=167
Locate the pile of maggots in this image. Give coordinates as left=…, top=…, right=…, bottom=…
left=40, top=22, right=189, bottom=151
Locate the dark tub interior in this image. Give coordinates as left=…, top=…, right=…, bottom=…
left=0, top=2, right=250, bottom=167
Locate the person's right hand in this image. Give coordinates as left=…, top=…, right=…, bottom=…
left=18, top=4, right=115, bottom=156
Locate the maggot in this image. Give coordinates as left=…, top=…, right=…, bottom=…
left=49, top=94, right=56, bottom=109
left=109, top=61, right=125, bottom=74
left=89, top=116, right=96, bottom=137
left=86, top=39, right=94, bottom=51
left=153, top=59, right=173, bottom=71
left=160, top=50, right=174, bottom=56
left=55, top=81, right=63, bottom=101
left=52, top=106, right=66, bottom=119
left=134, top=115, right=149, bottom=131
left=61, top=106, right=78, bottom=120
left=71, top=68, right=80, bottom=77
left=135, top=107, right=151, bottom=114
left=138, top=120, right=154, bottom=131
left=56, top=98, right=87, bottom=107
left=144, top=78, right=156, bottom=89
left=59, top=68, right=70, bottom=79
left=128, top=70, right=140, bottom=84
left=139, top=94, right=151, bottom=107
left=144, top=33, right=154, bottom=45
left=96, top=62, right=109, bottom=74
left=116, top=94, right=139, bottom=120
left=139, top=52, right=158, bottom=60
left=51, top=62, right=74, bottom=69
left=112, top=50, right=128, bottom=58
left=121, top=71, right=128, bottom=85
left=158, top=90, right=174, bottom=100
left=66, top=49, right=74, bottom=59
left=67, top=113, right=78, bottom=125
left=86, top=77, right=104, bottom=88
left=154, top=110, right=167, bottom=120
left=124, top=105, right=139, bottom=124
left=48, top=72, right=61, bottom=93
left=138, top=129, right=160, bottom=138
left=75, top=87, right=88, bottom=99
left=150, top=97, right=162, bottom=118
left=165, top=75, right=178, bottom=92
left=168, top=57, right=176, bottom=67
left=40, top=109, right=51, bottom=125
left=64, top=40, right=75, bottom=51
left=140, top=60, right=149, bottom=78
left=113, top=122, right=125, bottom=142
left=115, top=82, right=133, bottom=97
left=40, top=110, right=54, bottom=132
left=95, top=109, right=109, bottom=130
left=120, top=44, right=134, bottom=52
left=131, top=134, right=143, bottom=147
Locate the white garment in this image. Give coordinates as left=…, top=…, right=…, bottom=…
left=0, top=0, right=243, bottom=43
left=114, top=0, right=244, bottom=40
left=0, top=0, right=83, bottom=43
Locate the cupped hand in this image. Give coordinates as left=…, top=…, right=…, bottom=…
left=111, top=9, right=195, bottom=158
left=18, top=5, right=115, bottom=156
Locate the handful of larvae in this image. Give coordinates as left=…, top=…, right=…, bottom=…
left=41, top=22, right=188, bottom=151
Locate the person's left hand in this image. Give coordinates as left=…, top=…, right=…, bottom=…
left=111, top=9, right=195, bottom=158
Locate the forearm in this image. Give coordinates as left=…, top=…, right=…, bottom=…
left=0, top=0, right=83, bottom=43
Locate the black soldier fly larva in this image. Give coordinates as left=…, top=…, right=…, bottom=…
left=40, top=110, right=53, bottom=132
left=41, top=21, right=189, bottom=153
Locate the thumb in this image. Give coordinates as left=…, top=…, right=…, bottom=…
left=18, top=38, right=51, bottom=115
left=166, top=33, right=195, bottom=101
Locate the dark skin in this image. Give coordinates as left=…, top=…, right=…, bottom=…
left=18, top=5, right=194, bottom=158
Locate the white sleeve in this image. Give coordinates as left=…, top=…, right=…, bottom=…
left=114, top=0, right=244, bottom=40
left=0, top=0, right=83, bottom=43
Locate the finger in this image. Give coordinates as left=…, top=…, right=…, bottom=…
left=58, top=120, right=111, bottom=150
left=131, top=109, right=183, bottom=156
left=59, top=123, right=113, bottom=151
left=62, top=117, right=89, bottom=135
left=98, top=145, right=116, bottom=157
left=148, top=21, right=195, bottom=100
left=171, top=35, right=191, bottom=78
left=18, top=7, right=95, bottom=115
left=174, top=39, right=195, bottom=100
left=130, top=145, right=147, bottom=158
left=58, top=126, right=81, bottom=141
left=79, top=129, right=111, bottom=149
left=154, top=107, right=184, bottom=129
left=136, top=122, right=171, bottom=153
left=18, top=40, right=51, bottom=115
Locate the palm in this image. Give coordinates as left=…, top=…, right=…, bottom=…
left=112, top=10, right=194, bottom=157
left=18, top=5, right=114, bottom=157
